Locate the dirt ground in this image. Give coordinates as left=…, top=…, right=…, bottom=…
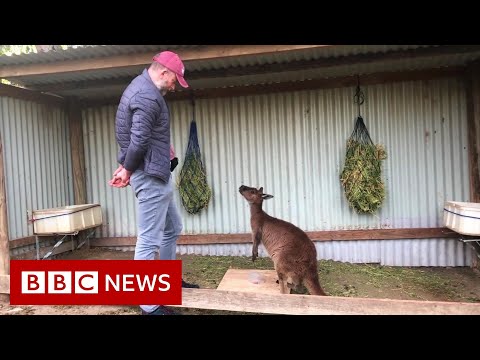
left=2, top=247, right=480, bottom=315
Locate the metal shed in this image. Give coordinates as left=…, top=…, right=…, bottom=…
left=1, top=45, right=480, bottom=283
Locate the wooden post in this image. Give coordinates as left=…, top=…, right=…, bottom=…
left=466, top=60, right=480, bottom=269
left=67, top=99, right=87, bottom=205
left=67, top=99, right=88, bottom=251
left=0, top=131, right=10, bottom=301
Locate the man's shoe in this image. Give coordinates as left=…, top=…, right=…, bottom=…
left=141, top=306, right=178, bottom=315
left=182, top=279, right=200, bottom=288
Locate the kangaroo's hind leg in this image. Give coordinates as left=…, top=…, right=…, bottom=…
left=303, top=272, right=327, bottom=296
left=276, top=272, right=291, bottom=294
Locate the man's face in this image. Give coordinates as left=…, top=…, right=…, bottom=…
left=159, top=69, right=178, bottom=95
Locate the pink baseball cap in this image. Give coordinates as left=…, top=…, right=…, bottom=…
left=152, top=51, right=189, bottom=88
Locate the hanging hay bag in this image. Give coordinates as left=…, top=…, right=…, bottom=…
left=340, top=116, right=387, bottom=214
left=177, top=120, right=212, bottom=214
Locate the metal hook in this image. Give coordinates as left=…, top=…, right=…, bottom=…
left=353, top=74, right=365, bottom=117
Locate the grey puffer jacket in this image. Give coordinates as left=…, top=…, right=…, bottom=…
left=115, top=69, right=171, bottom=182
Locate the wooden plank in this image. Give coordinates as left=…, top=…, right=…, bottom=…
left=0, top=131, right=9, bottom=278
left=89, top=227, right=459, bottom=247
left=466, top=62, right=480, bottom=269
left=0, top=45, right=325, bottom=78
left=12, top=240, right=75, bottom=260
left=90, top=237, right=135, bottom=247
left=173, top=288, right=480, bottom=315
left=9, top=236, right=37, bottom=249
left=68, top=100, right=87, bottom=205
left=216, top=269, right=281, bottom=295
left=0, top=83, right=65, bottom=106
left=179, top=233, right=251, bottom=244
left=9, top=235, right=58, bottom=249
left=29, top=228, right=456, bottom=250
left=466, top=62, right=480, bottom=203
left=90, top=234, right=251, bottom=247
left=309, top=227, right=459, bottom=240
left=0, top=275, right=9, bottom=294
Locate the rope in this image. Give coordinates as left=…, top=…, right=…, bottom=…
left=444, top=207, right=480, bottom=220
left=29, top=204, right=99, bottom=223
left=190, top=90, right=196, bottom=121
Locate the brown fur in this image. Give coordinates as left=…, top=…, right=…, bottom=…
left=239, top=185, right=327, bottom=296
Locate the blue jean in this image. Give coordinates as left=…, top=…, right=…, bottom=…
left=130, top=170, right=183, bottom=313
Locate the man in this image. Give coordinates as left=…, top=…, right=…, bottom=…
left=109, top=50, right=198, bottom=316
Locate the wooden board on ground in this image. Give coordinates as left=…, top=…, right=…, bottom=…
left=0, top=274, right=9, bottom=294
left=175, top=288, right=480, bottom=315
left=217, top=269, right=282, bottom=295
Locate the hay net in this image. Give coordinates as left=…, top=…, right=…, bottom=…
left=340, top=78, right=387, bottom=214
left=177, top=103, right=212, bottom=214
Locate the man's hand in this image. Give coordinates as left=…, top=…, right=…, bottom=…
left=109, top=165, right=132, bottom=188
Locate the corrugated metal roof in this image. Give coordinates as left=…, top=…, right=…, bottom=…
left=0, top=45, right=427, bottom=67
left=185, top=45, right=436, bottom=71
left=1, top=45, right=436, bottom=83
left=188, top=51, right=480, bottom=87
left=45, top=50, right=480, bottom=100
left=8, top=51, right=480, bottom=88
left=0, top=45, right=199, bottom=65
left=1, top=45, right=480, bottom=100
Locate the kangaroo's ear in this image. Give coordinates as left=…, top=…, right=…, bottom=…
left=262, top=194, right=274, bottom=200
left=259, top=187, right=263, bottom=193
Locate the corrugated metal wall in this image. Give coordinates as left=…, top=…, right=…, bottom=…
left=83, top=77, right=472, bottom=266
left=83, top=106, right=138, bottom=237
left=0, top=97, right=72, bottom=240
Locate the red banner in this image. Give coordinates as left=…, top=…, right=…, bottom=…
left=9, top=260, right=182, bottom=305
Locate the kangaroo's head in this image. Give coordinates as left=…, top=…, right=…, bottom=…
left=239, top=185, right=274, bottom=204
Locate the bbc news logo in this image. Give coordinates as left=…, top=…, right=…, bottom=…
left=10, top=260, right=182, bottom=305
left=21, top=271, right=100, bottom=294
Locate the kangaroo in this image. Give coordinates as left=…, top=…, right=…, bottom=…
left=239, top=185, right=327, bottom=296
